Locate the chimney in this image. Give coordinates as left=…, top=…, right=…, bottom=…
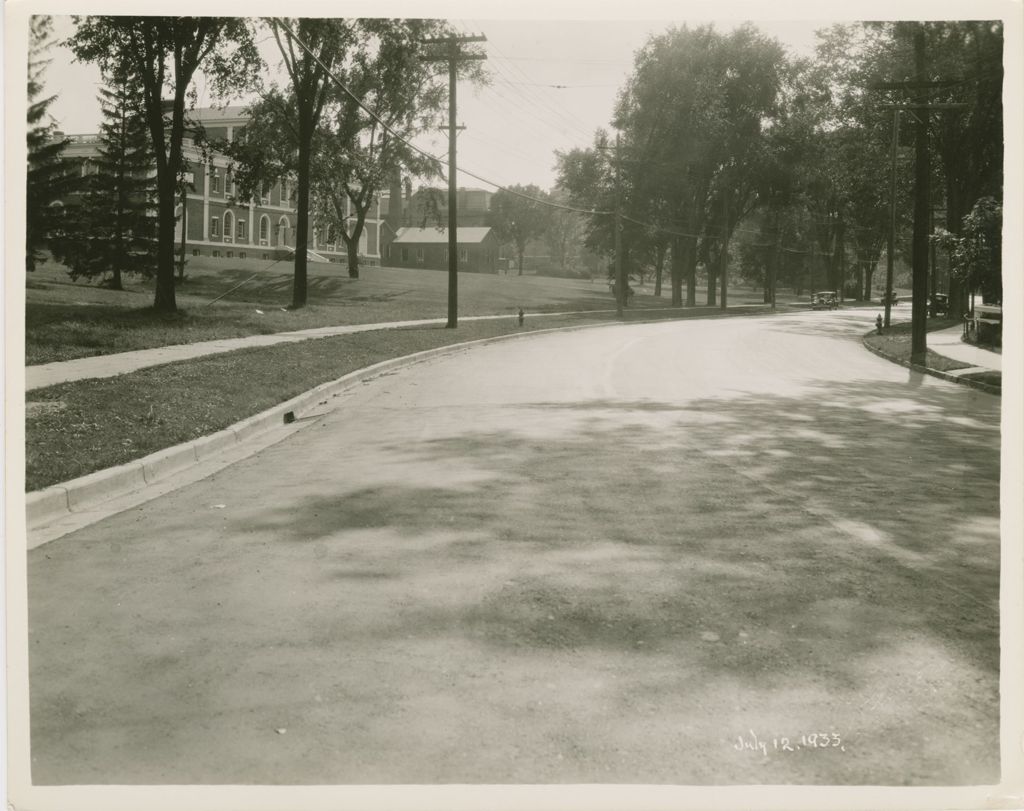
left=387, top=168, right=403, bottom=231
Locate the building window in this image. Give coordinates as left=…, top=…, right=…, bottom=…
left=211, top=169, right=222, bottom=194
left=236, top=219, right=247, bottom=240
left=401, top=247, right=409, bottom=262
left=192, top=249, right=200, bottom=257
left=259, top=215, right=270, bottom=245
left=278, top=216, right=290, bottom=246
left=223, top=210, right=234, bottom=243
left=262, top=253, right=269, bottom=260
left=210, top=217, right=220, bottom=237
left=416, top=248, right=425, bottom=263
left=213, top=250, right=221, bottom=258
left=227, top=251, right=234, bottom=259
left=459, top=248, right=469, bottom=262
left=239, top=252, right=246, bottom=259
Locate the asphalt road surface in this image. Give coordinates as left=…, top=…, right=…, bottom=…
left=27, top=309, right=1001, bottom=785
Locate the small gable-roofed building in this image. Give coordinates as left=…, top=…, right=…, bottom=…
left=386, top=226, right=499, bottom=274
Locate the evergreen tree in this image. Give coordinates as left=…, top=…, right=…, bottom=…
left=26, top=15, right=72, bottom=271
left=63, top=67, right=158, bottom=288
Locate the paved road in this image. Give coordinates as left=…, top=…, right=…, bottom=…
left=26, top=309, right=1001, bottom=786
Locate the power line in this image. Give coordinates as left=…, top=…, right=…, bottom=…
left=274, top=21, right=606, bottom=218
left=274, top=22, right=888, bottom=267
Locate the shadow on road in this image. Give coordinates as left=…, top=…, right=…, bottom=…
left=28, top=373, right=1001, bottom=785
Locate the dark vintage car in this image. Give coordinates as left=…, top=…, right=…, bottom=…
left=930, top=293, right=949, bottom=316
left=811, top=291, right=839, bottom=310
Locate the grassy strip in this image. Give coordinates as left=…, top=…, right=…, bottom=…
left=25, top=260, right=797, bottom=363
left=26, top=307, right=770, bottom=491
left=862, top=319, right=973, bottom=373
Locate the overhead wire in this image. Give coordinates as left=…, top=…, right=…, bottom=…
left=274, top=20, right=607, bottom=217
left=274, top=21, right=886, bottom=263
left=464, top=18, right=602, bottom=143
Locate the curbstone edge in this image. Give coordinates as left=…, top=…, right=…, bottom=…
left=861, top=332, right=1001, bottom=396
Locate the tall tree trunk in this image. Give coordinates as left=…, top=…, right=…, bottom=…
left=670, top=237, right=683, bottom=306
left=153, top=170, right=178, bottom=312
left=345, top=237, right=360, bottom=279
left=111, top=199, right=124, bottom=291
left=719, top=230, right=729, bottom=310
left=293, top=122, right=311, bottom=308
left=706, top=264, right=716, bottom=306
left=834, top=219, right=846, bottom=298
left=517, top=247, right=524, bottom=275
left=654, top=241, right=665, bottom=297
left=344, top=208, right=367, bottom=279
left=685, top=236, right=697, bottom=306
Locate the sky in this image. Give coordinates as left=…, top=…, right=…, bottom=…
left=42, top=15, right=827, bottom=193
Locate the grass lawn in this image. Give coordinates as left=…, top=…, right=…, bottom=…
left=25, top=256, right=796, bottom=364
left=863, top=318, right=977, bottom=373
left=26, top=305, right=775, bottom=491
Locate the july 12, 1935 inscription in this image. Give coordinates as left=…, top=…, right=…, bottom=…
left=734, top=729, right=846, bottom=757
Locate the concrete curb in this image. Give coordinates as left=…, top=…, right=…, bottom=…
left=862, top=332, right=1002, bottom=396
left=26, top=306, right=787, bottom=532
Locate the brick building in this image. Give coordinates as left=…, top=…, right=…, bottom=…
left=57, top=105, right=385, bottom=268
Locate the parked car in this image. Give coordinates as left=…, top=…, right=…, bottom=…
left=811, top=291, right=839, bottom=310
left=879, top=291, right=901, bottom=306
left=929, top=293, right=949, bottom=316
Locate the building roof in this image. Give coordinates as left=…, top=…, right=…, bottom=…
left=393, top=227, right=493, bottom=245
left=188, top=105, right=251, bottom=124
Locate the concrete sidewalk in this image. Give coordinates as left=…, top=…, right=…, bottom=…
left=25, top=314, right=508, bottom=391
left=928, top=324, right=1002, bottom=375
left=25, top=304, right=768, bottom=391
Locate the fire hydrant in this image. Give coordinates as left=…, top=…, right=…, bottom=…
left=875, top=314, right=884, bottom=335
left=518, top=308, right=525, bottom=326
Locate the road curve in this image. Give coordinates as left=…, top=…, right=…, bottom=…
left=26, top=309, right=1001, bottom=786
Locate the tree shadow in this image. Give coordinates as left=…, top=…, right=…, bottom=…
left=223, top=376, right=1000, bottom=685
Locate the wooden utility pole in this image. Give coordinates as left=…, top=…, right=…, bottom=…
left=870, top=27, right=965, bottom=348
left=909, top=26, right=930, bottom=364
left=885, top=107, right=899, bottom=328
left=422, top=34, right=486, bottom=329
left=614, top=133, right=624, bottom=318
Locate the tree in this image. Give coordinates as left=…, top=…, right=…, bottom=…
left=614, top=24, right=787, bottom=306
left=56, top=66, right=158, bottom=289
left=544, top=189, right=586, bottom=274
left=933, top=196, right=1001, bottom=304
left=488, top=185, right=550, bottom=275
left=69, top=16, right=260, bottom=312
left=26, top=15, right=72, bottom=272
left=927, top=21, right=1003, bottom=318
left=264, top=19, right=356, bottom=306
left=313, top=18, right=460, bottom=279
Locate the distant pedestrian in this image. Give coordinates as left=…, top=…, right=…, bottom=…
left=518, top=308, right=525, bottom=326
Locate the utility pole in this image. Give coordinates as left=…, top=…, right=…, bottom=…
left=909, top=26, right=930, bottom=364
left=885, top=107, right=899, bottom=328
left=614, top=133, right=624, bottom=318
left=869, top=27, right=965, bottom=350
left=422, top=34, right=486, bottom=329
